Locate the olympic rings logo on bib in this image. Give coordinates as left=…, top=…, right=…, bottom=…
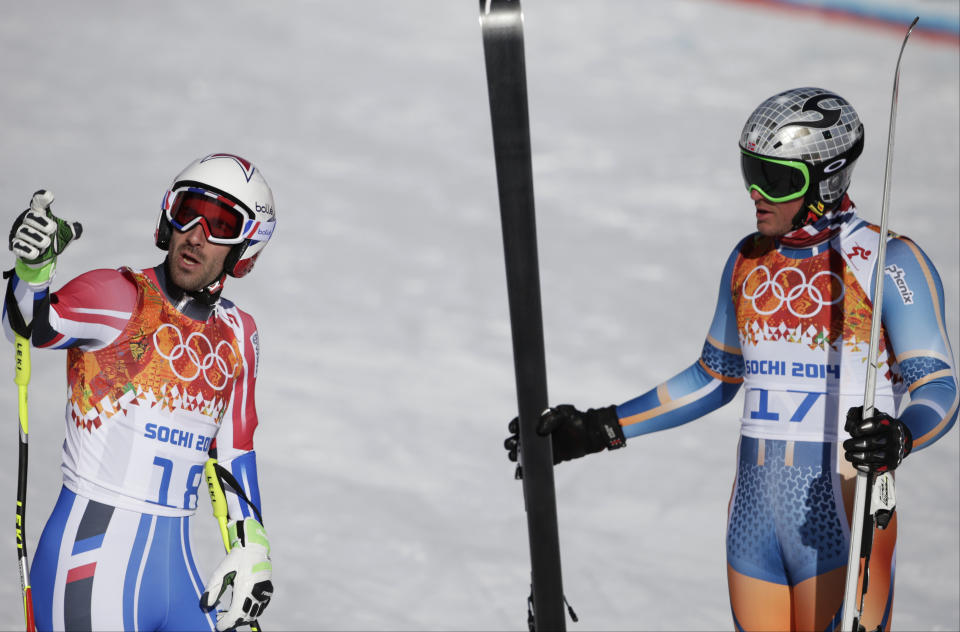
left=153, top=323, right=239, bottom=390
left=742, top=265, right=844, bottom=318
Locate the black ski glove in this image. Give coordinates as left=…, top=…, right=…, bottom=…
left=843, top=405, right=912, bottom=473
left=505, top=404, right=626, bottom=465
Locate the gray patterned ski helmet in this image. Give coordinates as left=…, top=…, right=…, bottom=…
left=739, top=87, right=864, bottom=210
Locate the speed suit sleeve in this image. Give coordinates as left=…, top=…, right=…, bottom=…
left=618, top=240, right=746, bottom=439
left=3, top=267, right=135, bottom=350
left=881, top=236, right=958, bottom=451
left=212, top=305, right=264, bottom=521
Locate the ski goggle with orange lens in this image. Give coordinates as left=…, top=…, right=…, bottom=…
left=164, top=187, right=255, bottom=244
left=740, top=150, right=811, bottom=203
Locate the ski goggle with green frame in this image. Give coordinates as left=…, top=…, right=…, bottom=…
left=740, top=149, right=811, bottom=203
left=740, top=132, right=865, bottom=204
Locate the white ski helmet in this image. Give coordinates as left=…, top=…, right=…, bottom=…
left=739, top=87, right=864, bottom=223
left=156, top=153, right=276, bottom=278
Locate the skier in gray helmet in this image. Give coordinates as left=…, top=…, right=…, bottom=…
left=505, top=87, right=957, bottom=630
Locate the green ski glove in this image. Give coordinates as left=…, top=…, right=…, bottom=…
left=9, top=190, right=82, bottom=285
left=201, top=517, right=273, bottom=631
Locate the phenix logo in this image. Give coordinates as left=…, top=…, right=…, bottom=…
left=884, top=264, right=914, bottom=305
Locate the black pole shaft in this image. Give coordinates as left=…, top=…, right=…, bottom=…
left=479, top=1, right=566, bottom=629
left=17, top=434, right=28, bottom=567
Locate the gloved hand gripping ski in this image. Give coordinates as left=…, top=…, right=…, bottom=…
left=9, top=190, right=82, bottom=286
left=505, top=404, right=626, bottom=466
left=843, top=405, right=913, bottom=473
left=201, top=517, right=274, bottom=631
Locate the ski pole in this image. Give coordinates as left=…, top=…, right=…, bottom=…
left=14, top=332, right=37, bottom=632
left=204, top=458, right=262, bottom=632
left=840, top=17, right=919, bottom=632
left=205, top=458, right=232, bottom=552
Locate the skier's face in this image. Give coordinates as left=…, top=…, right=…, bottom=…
left=750, top=189, right=804, bottom=237
left=168, top=224, right=231, bottom=291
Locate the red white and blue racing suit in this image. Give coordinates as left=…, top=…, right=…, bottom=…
left=3, top=263, right=264, bottom=631
left=614, top=199, right=957, bottom=631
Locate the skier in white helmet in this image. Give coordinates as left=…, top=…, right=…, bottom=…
left=505, top=88, right=957, bottom=630
left=4, top=153, right=276, bottom=631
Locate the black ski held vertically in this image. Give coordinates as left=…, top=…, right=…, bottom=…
left=479, top=1, right=566, bottom=630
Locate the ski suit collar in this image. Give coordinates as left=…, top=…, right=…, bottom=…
left=155, top=260, right=219, bottom=321
left=778, top=194, right=855, bottom=248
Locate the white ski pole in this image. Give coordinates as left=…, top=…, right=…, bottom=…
left=840, top=16, right=919, bottom=632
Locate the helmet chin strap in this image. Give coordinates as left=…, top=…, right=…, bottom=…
left=162, top=256, right=225, bottom=307
left=190, top=271, right=227, bottom=306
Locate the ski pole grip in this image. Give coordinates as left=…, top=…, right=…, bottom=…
left=14, top=334, right=30, bottom=434
left=14, top=334, right=30, bottom=385
left=204, top=458, right=231, bottom=552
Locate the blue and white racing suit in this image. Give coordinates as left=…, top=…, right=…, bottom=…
left=613, top=201, right=956, bottom=630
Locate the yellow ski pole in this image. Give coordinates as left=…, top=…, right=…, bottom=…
left=204, top=458, right=261, bottom=632
left=14, top=333, right=37, bottom=632
left=205, top=458, right=232, bottom=552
